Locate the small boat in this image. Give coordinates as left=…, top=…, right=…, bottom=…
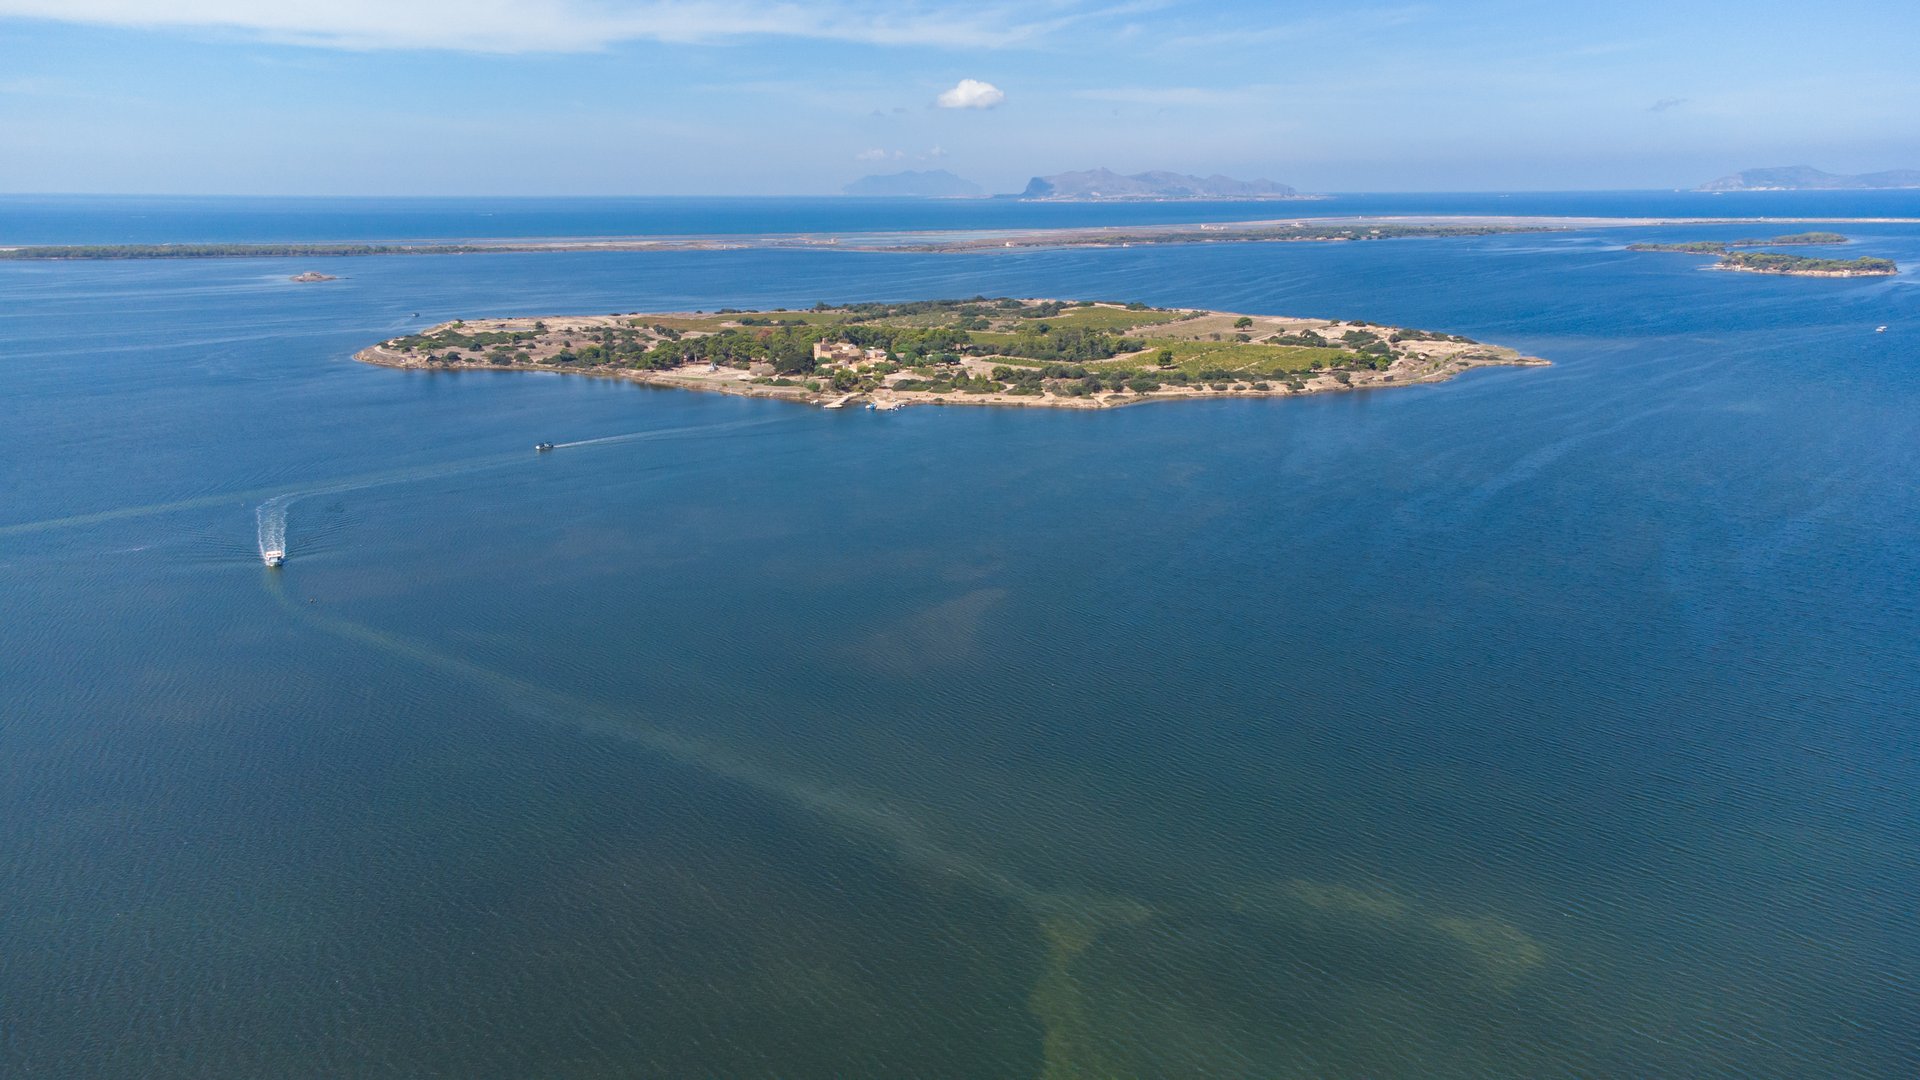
left=535, top=442, right=555, bottom=452
left=1876, top=325, right=1888, bottom=333
left=263, top=549, right=285, bottom=568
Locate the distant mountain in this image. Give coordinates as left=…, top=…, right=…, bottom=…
left=841, top=169, right=985, bottom=198
left=1699, top=166, right=1920, bottom=192
left=1015, top=168, right=1299, bottom=200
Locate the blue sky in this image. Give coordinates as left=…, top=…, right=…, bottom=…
left=2, top=0, right=1916, bottom=195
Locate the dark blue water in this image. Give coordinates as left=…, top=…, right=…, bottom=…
left=6, top=190, right=1920, bottom=246
left=3, top=203, right=1918, bottom=1077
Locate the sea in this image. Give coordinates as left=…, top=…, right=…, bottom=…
left=2, top=193, right=1917, bottom=1078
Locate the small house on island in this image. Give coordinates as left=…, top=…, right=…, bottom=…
left=812, top=341, right=886, bottom=365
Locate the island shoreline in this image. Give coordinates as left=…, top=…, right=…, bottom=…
left=353, top=299, right=1549, bottom=413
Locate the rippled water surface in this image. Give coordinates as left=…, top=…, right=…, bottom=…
left=3, top=201, right=1919, bottom=1077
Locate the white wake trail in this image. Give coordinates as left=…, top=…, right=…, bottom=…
left=553, top=414, right=788, bottom=450
left=250, top=413, right=791, bottom=566
left=256, top=494, right=291, bottom=564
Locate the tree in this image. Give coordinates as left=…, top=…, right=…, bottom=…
left=1234, top=316, right=1254, bottom=328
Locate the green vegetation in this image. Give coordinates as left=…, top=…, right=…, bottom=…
left=388, top=327, right=543, bottom=352
left=1721, top=251, right=1896, bottom=275
left=368, top=297, right=1536, bottom=405
left=1630, top=231, right=1850, bottom=253
left=1016, top=306, right=1183, bottom=331
left=1096, top=340, right=1357, bottom=376
left=1628, top=233, right=1895, bottom=276
left=1733, top=231, right=1848, bottom=246
left=1626, top=241, right=1735, bottom=254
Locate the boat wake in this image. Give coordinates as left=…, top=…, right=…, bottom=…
left=244, top=415, right=790, bottom=568
left=553, top=414, right=786, bottom=450
left=256, top=494, right=291, bottom=565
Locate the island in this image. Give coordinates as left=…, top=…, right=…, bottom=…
left=355, top=299, right=1546, bottom=410
left=1698, top=166, right=1920, bottom=192
left=289, top=271, right=338, bottom=282
left=1628, top=233, right=1896, bottom=277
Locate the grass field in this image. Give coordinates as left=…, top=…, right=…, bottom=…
left=996, top=306, right=1185, bottom=332
left=633, top=310, right=849, bottom=332
left=1093, top=341, right=1357, bottom=376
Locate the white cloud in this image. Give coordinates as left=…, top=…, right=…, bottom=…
left=935, top=78, right=1005, bottom=109
left=0, top=0, right=1121, bottom=53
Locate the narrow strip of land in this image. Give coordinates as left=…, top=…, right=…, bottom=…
left=6, top=215, right=1919, bottom=261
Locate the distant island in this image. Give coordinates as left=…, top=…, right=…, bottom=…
left=1628, top=232, right=1896, bottom=277
left=842, top=169, right=985, bottom=198
left=1699, top=166, right=1920, bottom=192
left=1014, top=169, right=1306, bottom=201
left=356, top=298, right=1544, bottom=411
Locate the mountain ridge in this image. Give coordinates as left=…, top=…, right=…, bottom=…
left=1699, top=166, right=1920, bottom=191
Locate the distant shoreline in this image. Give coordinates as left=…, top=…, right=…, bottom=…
left=1006, top=194, right=1330, bottom=203
left=6, top=214, right=1918, bottom=261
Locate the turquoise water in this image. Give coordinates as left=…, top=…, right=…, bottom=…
left=3, top=205, right=1919, bottom=1076
left=9, top=189, right=1920, bottom=245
